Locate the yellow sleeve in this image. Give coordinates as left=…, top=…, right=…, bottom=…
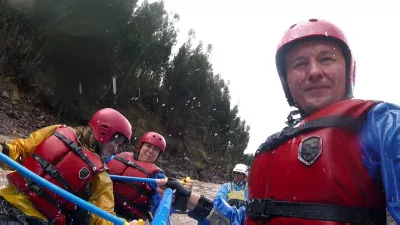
left=89, top=171, right=127, bottom=225
left=4, top=125, right=61, bottom=163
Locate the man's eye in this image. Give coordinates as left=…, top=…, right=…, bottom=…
left=320, top=57, right=335, bottom=62
left=293, top=62, right=307, bottom=68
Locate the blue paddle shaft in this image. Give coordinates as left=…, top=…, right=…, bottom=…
left=0, top=152, right=126, bottom=225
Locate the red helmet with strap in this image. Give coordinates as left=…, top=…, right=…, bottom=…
left=89, top=108, right=132, bottom=144
left=138, top=132, right=166, bottom=154
left=275, top=18, right=355, bottom=107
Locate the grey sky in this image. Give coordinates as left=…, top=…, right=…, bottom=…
left=145, top=0, right=400, bottom=154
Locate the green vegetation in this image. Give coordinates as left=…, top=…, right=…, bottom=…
left=0, top=0, right=251, bottom=176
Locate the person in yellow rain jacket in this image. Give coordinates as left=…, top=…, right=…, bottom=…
left=0, top=108, right=136, bottom=225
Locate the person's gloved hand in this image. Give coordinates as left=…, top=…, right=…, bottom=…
left=202, top=197, right=245, bottom=225
left=165, top=178, right=192, bottom=211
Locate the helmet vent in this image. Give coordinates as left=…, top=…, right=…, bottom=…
left=309, top=18, right=318, bottom=22
left=100, top=124, right=109, bottom=136
left=290, top=24, right=297, bottom=29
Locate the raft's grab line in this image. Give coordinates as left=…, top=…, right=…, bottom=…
left=110, top=175, right=157, bottom=185
left=0, top=152, right=128, bottom=225
left=110, top=174, right=190, bottom=185
left=152, top=188, right=173, bottom=225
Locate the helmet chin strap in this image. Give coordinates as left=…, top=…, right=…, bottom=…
left=96, top=142, right=104, bottom=155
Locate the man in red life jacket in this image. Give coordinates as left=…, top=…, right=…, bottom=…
left=106, top=132, right=168, bottom=222
left=153, top=18, right=400, bottom=225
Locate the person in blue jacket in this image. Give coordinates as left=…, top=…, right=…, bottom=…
left=153, top=18, right=400, bottom=225
left=216, top=164, right=248, bottom=208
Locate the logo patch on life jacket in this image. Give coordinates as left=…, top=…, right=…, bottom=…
left=298, top=136, right=322, bottom=166
left=79, top=168, right=90, bottom=179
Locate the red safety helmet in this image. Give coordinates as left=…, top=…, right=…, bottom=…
left=275, top=18, right=355, bottom=107
left=89, top=108, right=132, bottom=144
left=138, top=132, right=166, bottom=154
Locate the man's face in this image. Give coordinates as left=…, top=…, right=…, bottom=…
left=233, top=172, right=246, bottom=183
left=100, top=134, right=125, bottom=160
left=285, top=39, right=347, bottom=114
left=138, top=143, right=161, bottom=163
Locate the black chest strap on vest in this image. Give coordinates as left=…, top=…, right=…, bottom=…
left=53, top=132, right=97, bottom=172
left=113, top=156, right=153, bottom=197
left=25, top=178, right=66, bottom=216
left=256, top=115, right=365, bottom=155
left=114, top=156, right=151, bottom=177
left=114, top=192, right=152, bottom=221
left=246, top=199, right=385, bottom=224
left=32, top=153, right=74, bottom=194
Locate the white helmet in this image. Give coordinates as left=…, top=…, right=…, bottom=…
left=232, top=164, right=248, bottom=177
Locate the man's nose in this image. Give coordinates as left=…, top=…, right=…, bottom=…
left=112, top=145, right=118, bottom=153
left=307, top=58, right=323, bottom=81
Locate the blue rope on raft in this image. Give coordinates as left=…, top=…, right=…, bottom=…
left=110, top=174, right=158, bottom=184
left=0, top=152, right=126, bottom=225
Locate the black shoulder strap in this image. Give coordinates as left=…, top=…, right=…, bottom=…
left=32, top=153, right=74, bottom=194
left=53, top=132, right=97, bottom=172
left=114, top=192, right=151, bottom=219
left=256, top=115, right=364, bottom=156
left=114, top=156, right=151, bottom=177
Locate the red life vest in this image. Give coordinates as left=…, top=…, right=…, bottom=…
left=246, top=99, right=386, bottom=225
left=107, top=152, right=162, bottom=221
left=7, top=125, right=106, bottom=225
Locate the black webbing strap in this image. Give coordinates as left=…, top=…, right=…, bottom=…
left=53, top=132, right=97, bottom=172
left=26, top=179, right=65, bottom=215
left=281, top=115, right=361, bottom=136
left=227, top=199, right=246, bottom=208
left=114, top=192, right=152, bottom=220
left=124, top=181, right=149, bottom=197
left=257, top=115, right=364, bottom=154
left=114, top=156, right=151, bottom=177
left=246, top=199, right=385, bottom=223
left=113, top=156, right=152, bottom=196
left=148, top=212, right=154, bottom=223
left=113, top=156, right=157, bottom=221
left=32, top=153, right=74, bottom=194
left=67, top=183, right=92, bottom=225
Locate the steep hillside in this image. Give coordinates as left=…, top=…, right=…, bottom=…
left=0, top=78, right=230, bottom=182
left=0, top=0, right=253, bottom=183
